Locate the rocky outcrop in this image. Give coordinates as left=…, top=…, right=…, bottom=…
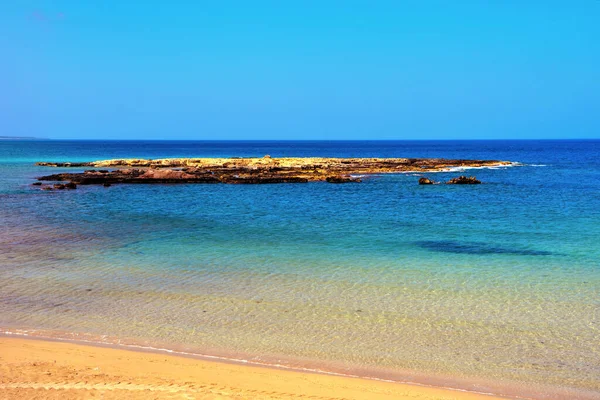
left=446, top=176, right=481, bottom=184
left=35, top=157, right=509, bottom=186
left=36, top=156, right=511, bottom=171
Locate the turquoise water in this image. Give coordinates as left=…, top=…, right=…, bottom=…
left=1, top=140, right=599, bottom=399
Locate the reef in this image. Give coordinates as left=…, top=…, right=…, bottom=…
left=35, top=156, right=510, bottom=186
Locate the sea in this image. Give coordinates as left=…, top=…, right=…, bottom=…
left=1, top=140, right=599, bottom=399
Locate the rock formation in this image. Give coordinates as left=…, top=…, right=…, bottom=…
left=35, top=157, right=509, bottom=186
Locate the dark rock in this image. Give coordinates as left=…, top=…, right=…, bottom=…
left=65, top=182, right=77, bottom=189
left=53, top=184, right=66, bottom=190
left=41, top=186, right=53, bottom=191
left=32, top=182, right=42, bottom=186
left=37, top=173, right=68, bottom=182
left=418, top=177, right=438, bottom=185
left=103, top=182, right=112, bottom=187
left=446, top=176, right=481, bottom=184
left=326, top=176, right=361, bottom=183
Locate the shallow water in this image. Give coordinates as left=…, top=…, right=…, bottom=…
left=1, top=140, right=599, bottom=398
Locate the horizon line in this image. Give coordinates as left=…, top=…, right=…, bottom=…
left=12, top=137, right=600, bottom=142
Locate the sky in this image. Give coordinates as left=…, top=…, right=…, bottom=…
left=1, top=1, right=599, bottom=140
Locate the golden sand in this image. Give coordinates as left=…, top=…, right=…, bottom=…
left=0, top=337, right=507, bottom=400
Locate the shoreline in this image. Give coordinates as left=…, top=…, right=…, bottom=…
left=0, top=335, right=510, bottom=400
left=4, top=329, right=597, bottom=400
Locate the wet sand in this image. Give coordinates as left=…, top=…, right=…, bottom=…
left=0, top=337, right=507, bottom=400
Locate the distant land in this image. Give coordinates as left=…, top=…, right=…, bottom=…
left=0, top=136, right=49, bottom=140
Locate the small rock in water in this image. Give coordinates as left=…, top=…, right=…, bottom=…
left=53, top=184, right=66, bottom=190
left=65, top=182, right=77, bottom=189
left=446, top=176, right=481, bottom=184
left=103, top=182, right=112, bottom=187
left=32, top=182, right=42, bottom=186
left=418, top=177, right=438, bottom=185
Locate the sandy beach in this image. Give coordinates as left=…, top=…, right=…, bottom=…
left=0, top=337, right=507, bottom=400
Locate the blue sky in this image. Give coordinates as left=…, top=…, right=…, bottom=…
left=1, top=1, right=599, bottom=140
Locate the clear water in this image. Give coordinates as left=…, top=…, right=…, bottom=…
left=1, top=140, right=599, bottom=399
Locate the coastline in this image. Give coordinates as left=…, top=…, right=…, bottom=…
left=4, top=329, right=598, bottom=400
left=0, top=335, right=508, bottom=400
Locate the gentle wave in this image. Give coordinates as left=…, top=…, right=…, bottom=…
left=391, top=162, right=522, bottom=174
left=436, top=162, right=522, bottom=172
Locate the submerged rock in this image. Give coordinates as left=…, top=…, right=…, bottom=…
left=220, top=176, right=309, bottom=184
left=446, top=176, right=481, bottom=184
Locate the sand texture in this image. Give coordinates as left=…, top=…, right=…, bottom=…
left=0, top=337, right=506, bottom=400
